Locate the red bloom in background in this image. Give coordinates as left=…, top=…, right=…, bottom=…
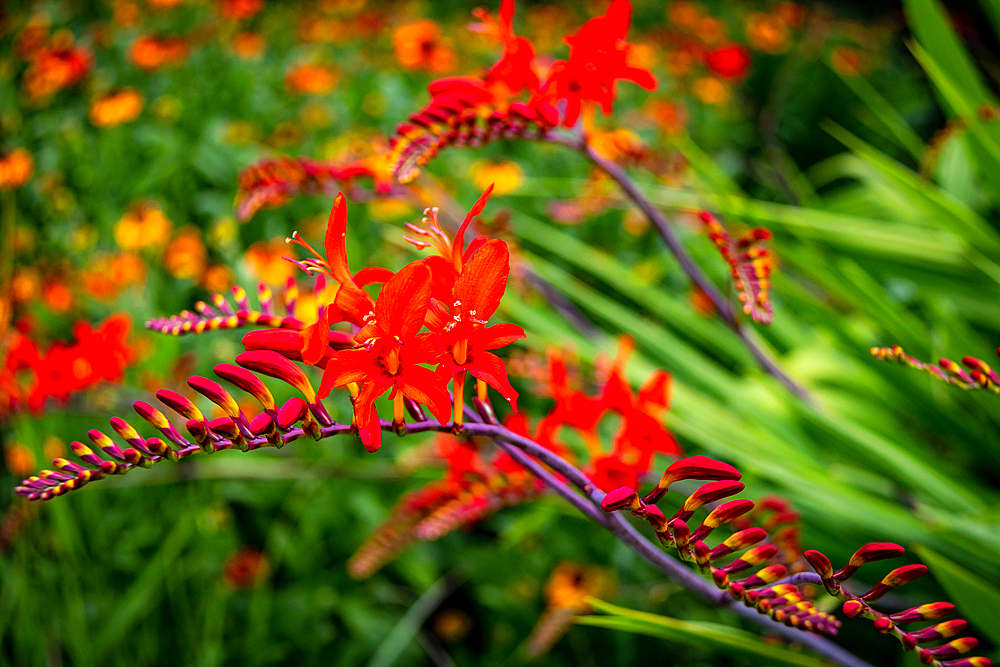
left=543, top=0, right=657, bottom=126
left=472, top=0, right=540, bottom=96
left=704, top=44, right=751, bottom=79
left=317, top=262, right=450, bottom=451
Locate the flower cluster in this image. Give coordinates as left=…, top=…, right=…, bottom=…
left=17, top=28, right=92, bottom=103
left=698, top=211, right=775, bottom=325
left=388, top=0, right=656, bottom=183
left=0, top=314, right=133, bottom=417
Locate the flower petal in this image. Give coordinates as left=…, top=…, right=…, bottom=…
left=354, top=266, right=394, bottom=287
left=354, top=376, right=392, bottom=452
left=374, top=261, right=431, bottom=339
left=472, top=322, right=525, bottom=350
left=317, top=348, right=374, bottom=398
left=453, top=239, right=510, bottom=321
left=452, top=184, right=494, bottom=268
left=468, top=350, right=519, bottom=412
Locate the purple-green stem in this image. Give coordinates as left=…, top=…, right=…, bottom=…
left=543, top=130, right=814, bottom=405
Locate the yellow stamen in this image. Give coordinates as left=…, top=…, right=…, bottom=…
left=393, top=392, right=405, bottom=434
left=453, top=371, right=466, bottom=429
left=347, top=382, right=360, bottom=398
left=453, top=338, right=468, bottom=365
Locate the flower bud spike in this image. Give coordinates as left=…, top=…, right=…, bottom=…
left=53, top=459, right=90, bottom=475
left=842, top=600, right=866, bottom=618
left=910, top=619, right=968, bottom=643
left=185, top=420, right=213, bottom=453
left=109, top=416, right=154, bottom=459
left=642, top=455, right=741, bottom=505
left=134, top=401, right=191, bottom=448
left=236, top=351, right=316, bottom=402
left=214, top=363, right=276, bottom=412
left=691, top=499, right=755, bottom=542
left=675, top=480, right=745, bottom=523
left=938, top=657, right=993, bottom=667
left=834, top=542, right=906, bottom=582
left=146, top=436, right=180, bottom=461
left=209, top=417, right=246, bottom=451
left=732, top=564, right=786, bottom=592
left=720, top=545, right=779, bottom=575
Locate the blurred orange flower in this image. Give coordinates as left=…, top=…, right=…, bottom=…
left=21, top=32, right=92, bottom=103
left=647, top=100, right=687, bottom=135
left=831, top=46, right=869, bottom=76
left=90, top=88, right=144, bottom=127
left=392, top=21, right=455, bottom=73
left=667, top=1, right=701, bottom=29
left=129, top=36, right=189, bottom=71
left=220, top=0, right=264, bottom=21
left=201, top=265, right=233, bottom=293
left=4, top=444, right=36, bottom=478
left=0, top=149, right=34, bottom=190
left=41, top=280, right=74, bottom=313
left=693, top=76, right=731, bottom=104
left=746, top=12, right=791, bottom=54
left=164, top=228, right=207, bottom=280
left=147, top=0, right=185, bottom=8
left=245, top=239, right=297, bottom=285
left=112, top=1, right=141, bottom=26
left=222, top=547, right=269, bottom=588
left=231, top=31, right=265, bottom=58
left=115, top=203, right=172, bottom=249
left=285, top=63, right=339, bottom=94
left=82, top=253, right=146, bottom=300
left=13, top=14, right=50, bottom=59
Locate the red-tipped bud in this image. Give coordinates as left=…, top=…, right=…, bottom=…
left=862, top=564, right=927, bottom=602
left=962, top=356, right=998, bottom=383
left=188, top=376, right=241, bottom=419
left=601, top=487, right=641, bottom=512
left=925, top=637, right=979, bottom=659
left=937, top=657, right=993, bottom=667
left=145, top=437, right=177, bottom=461
left=692, top=540, right=711, bottom=569
left=53, top=459, right=89, bottom=475
left=88, top=429, right=125, bottom=461
left=682, top=480, right=745, bottom=513
left=242, top=329, right=304, bottom=360
left=134, top=400, right=171, bottom=429
left=71, top=441, right=105, bottom=467
left=710, top=528, right=767, bottom=561
left=208, top=417, right=240, bottom=439
left=733, top=564, right=786, bottom=591
left=236, top=351, right=316, bottom=402
left=215, top=363, right=276, bottom=410
left=721, top=544, right=778, bottom=575
left=911, top=619, right=968, bottom=643
left=278, top=397, right=309, bottom=430
left=156, top=389, right=205, bottom=422
left=803, top=550, right=834, bottom=579
left=643, top=504, right=667, bottom=532
left=873, top=617, right=894, bottom=633
left=250, top=412, right=275, bottom=436
left=670, top=519, right=690, bottom=550
left=890, top=602, right=955, bottom=625
left=109, top=417, right=140, bottom=443
left=642, top=455, right=741, bottom=504
left=834, top=542, right=905, bottom=582
left=842, top=600, right=866, bottom=618
left=703, top=498, right=754, bottom=529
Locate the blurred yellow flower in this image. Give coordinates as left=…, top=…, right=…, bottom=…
left=164, top=228, right=207, bottom=280
left=588, top=129, right=646, bottom=164
left=11, top=269, right=39, bottom=304
left=43, top=436, right=65, bottom=461
left=90, top=88, right=144, bottom=127
left=201, top=265, right=233, bottom=294
left=692, top=76, right=731, bottom=105
left=368, top=199, right=414, bottom=221
left=245, top=239, right=298, bottom=286
left=115, top=203, right=172, bottom=249
left=469, top=160, right=523, bottom=195
left=0, top=149, right=34, bottom=190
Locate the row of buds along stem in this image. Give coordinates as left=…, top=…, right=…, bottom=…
left=14, top=347, right=336, bottom=501
left=601, top=455, right=839, bottom=635
left=871, top=345, right=1000, bottom=393
left=145, top=278, right=313, bottom=337
left=803, top=547, right=991, bottom=666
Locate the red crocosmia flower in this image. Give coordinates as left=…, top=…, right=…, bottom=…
left=543, top=0, right=657, bottom=127
left=590, top=453, right=641, bottom=493
left=289, top=192, right=394, bottom=364
left=317, top=262, right=450, bottom=452
left=704, top=44, right=751, bottom=79
left=472, top=0, right=540, bottom=96
left=430, top=238, right=526, bottom=424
